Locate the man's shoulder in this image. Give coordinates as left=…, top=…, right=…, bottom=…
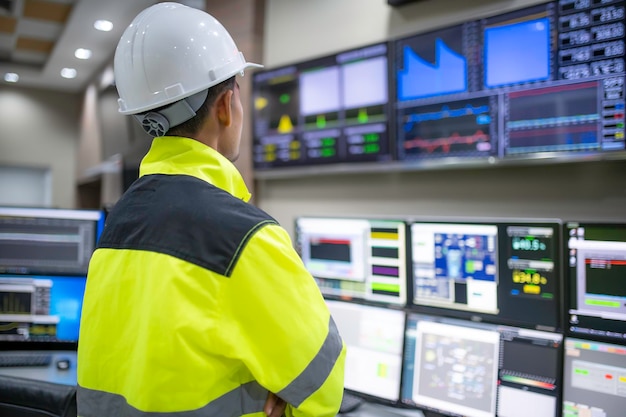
left=100, top=174, right=278, bottom=276
left=128, top=173, right=274, bottom=223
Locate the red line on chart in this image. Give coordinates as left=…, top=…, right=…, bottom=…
left=404, top=130, right=489, bottom=153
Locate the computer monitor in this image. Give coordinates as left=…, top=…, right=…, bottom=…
left=326, top=299, right=405, bottom=404
left=401, top=312, right=564, bottom=417
left=409, top=218, right=562, bottom=331
left=562, top=337, right=626, bottom=417
left=252, top=42, right=394, bottom=169
left=0, top=207, right=105, bottom=348
left=295, top=216, right=409, bottom=306
left=564, top=221, right=626, bottom=343
left=393, top=0, right=625, bottom=163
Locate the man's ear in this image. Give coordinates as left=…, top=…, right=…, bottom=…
left=216, top=89, right=233, bottom=127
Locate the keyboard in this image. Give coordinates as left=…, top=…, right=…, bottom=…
left=0, top=353, right=53, bottom=367
left=338, top=391, right=363, bottom=414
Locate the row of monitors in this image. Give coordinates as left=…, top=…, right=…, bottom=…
left=328, top=299, right=625, bottom=417
left=0, top=205, right=623, bottom=353
left=0, top=207, right=106, bottom=348
left=295, top=216, right=626, bottom=344
left=252, top=0, right=626, bottom=170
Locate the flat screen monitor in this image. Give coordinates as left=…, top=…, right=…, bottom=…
left=0, top=207, right=105, bottom=348
left=326, top=299, right=405, bottom=404
left=409, top=219, right=562, bottom=331
left=295, top=216, right=409, bottom=306
left=564, top=221, right=626, bottom=343
left=393, top=0, right=625, bottom=163
left=252, top=42, right=394, bottom=169
left=401, top=312, right=564, bottom=417
left=562, top=337, right=626, bottom=417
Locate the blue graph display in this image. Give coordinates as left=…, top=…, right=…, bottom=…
left=48, top=276, right=87, bottom=342
left=398, top=39, right=467, bottom=101
left=484, top=18, right=551, bottom=87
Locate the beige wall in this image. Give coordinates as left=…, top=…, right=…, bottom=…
left=257, top=0, right=626, bottom=238
left=264, top=0, right=548, bottom=68
left=0, top=86, right=80, bottom=208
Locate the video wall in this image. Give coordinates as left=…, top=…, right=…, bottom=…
left=295, top=215, right=626, bottom=417
left=253, top=43, right=393, bottom=168
left=253, top=0, right=625, bottom=172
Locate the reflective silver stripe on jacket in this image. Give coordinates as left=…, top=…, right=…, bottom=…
left=277, top=316, right=343, bottom=407
left=77, top=381, right=267, bottom=417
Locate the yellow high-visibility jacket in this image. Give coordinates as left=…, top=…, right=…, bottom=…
left=77, top=136, right=346, bottom=417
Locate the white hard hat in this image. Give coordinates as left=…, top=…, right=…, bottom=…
left=114, top=2, right=262, bottom=131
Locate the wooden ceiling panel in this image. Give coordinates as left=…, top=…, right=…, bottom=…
left=23, top=0, right=73, bottom=23
left=0, top=16, right=18, bottom=34
left=16, top=36, right=55, bottom=53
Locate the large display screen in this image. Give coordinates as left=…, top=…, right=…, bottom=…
left=401, top=313, right=563, bottom=417
left=394, top=0, right=625, bottom=163
left=564, top=221, right=626, bottom=343
left=0, top=207, right=105, bottom=348
left=326, top=299, right=405, bottom=404
left=409, top=219, right=562, bottom=331
left=562, top=337, right=626, bottom=417
left=253, top=0, right=624, bottom=174
left=295, top=216, right=409, bottom=306
left=252, top=43, right=393, bottom=169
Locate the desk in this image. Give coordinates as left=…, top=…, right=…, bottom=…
left=343, top=402, right=425, bottom=417
left=0, top=351, right=77, bottom=386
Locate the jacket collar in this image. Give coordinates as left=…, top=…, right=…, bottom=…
left=139, top=136, right=252, bottom=202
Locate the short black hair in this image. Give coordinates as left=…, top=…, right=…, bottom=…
left=167, top=76, right=236, bottom=137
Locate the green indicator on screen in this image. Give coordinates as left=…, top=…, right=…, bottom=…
left=542, top=293, right=554, bottom=299
left=377, top=363, right=388, bottom=377
left=586, top=299, right=620, bottom=307
left=364, top=133, right=379, bottom=143
left=316, top=115, right=326, bottom=128
left=371, top=282, right=400, bottom=293
left=321, top=148, right=335, bottom=157
left=322, top=138, right=335, bottom=146
left=364, top=144, right=380, bottom=154
left=358, top=108, right=369, bottom=123
left=279, top=94, right=290, bottom=104
left=574, top=368, right=589, bottom=375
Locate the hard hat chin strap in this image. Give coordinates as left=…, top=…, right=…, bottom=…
left=135, top=89, right=209, bottom=137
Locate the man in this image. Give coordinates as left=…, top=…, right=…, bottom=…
left=76, top=3, right=346, bottom=417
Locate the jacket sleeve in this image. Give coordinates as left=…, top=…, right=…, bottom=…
left=219, top=222, right=346, bottom=417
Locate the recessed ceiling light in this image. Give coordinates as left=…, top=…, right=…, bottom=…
left=4, top=73, right=19, bottom=83
left=94, top=19, right=113, bottom=32
left=75, top=48, right=92, bottom=60
left=61, top=68, right=77, bottom=79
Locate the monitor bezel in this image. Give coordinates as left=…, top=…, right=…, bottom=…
left=294, top=214, right=411, bottom=308
left=326, top=297, right=408, bottom=408
left=562, top=220, right=626, bottom=344
left=0, top=206, right=105, bottom=351
left=405, top=216, right=564, bottom=332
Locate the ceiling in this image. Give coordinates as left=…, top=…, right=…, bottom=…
left=0, top=0, right=210, bottom=94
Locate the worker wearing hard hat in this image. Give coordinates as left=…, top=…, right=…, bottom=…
left=76, top=3, right=346, bottom=417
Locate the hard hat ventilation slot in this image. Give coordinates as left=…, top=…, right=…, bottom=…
left=141, top=112, right=169, bottom=137
left=133, top=89, right=208, bottom=137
